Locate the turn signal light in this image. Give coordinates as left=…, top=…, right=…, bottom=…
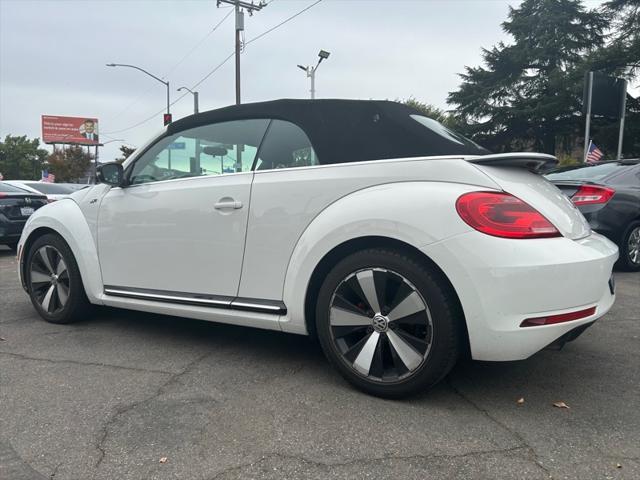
left=520, top=306, right=596, bottom=327
left=571, top=185, right=615, bottom=206
left=456, top=191, right=561, bottom=239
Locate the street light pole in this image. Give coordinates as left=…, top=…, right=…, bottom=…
left=298, top=50, right=330, bottom=99
left=106, top=63, right=171, bottom=117
left=177, top=87, right=199, bottom=114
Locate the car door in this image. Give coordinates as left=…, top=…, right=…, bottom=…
left=97, top=119, right=270, bottom=298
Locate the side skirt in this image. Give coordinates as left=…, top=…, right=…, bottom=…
left=103, top=285, right=287, bottom=315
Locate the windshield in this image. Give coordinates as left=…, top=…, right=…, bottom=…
left=23, top=182, right=73, bottom=194
left=545, top=163, right=626, bottom=182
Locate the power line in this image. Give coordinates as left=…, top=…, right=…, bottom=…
left=104, top=9, right=234, bottom=126
left=164, top=8, right=234, bottom=78
left=103, top=92, right=190, bottom=135
left=193, top=0, right=324, bottom=89
left=105, top=0, right=324, bottom=135
left=245, top=0, right=322, bottom=47
left=190, top=52, right=235, bottom=90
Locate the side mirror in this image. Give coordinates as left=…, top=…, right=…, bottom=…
left=96, top=162, right=124, bottom=186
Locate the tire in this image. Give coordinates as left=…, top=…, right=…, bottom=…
left=5, top=242, right=18, bottom=251
left=619, top=221, right=640, bottom=272
left=25, top=233, right=91, bottom=324
left=315, top=248, right=463, bottom=398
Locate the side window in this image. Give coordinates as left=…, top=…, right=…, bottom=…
left=255, top=120, right=318, bottom=170
left=130, top=119, right=270, bottom=185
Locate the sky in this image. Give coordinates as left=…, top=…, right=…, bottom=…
left=0, top=0, right=616, bottom=163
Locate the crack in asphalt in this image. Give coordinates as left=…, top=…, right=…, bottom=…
left=0, top=350, right=176, bottom=375
left=207, top=446, right=534, bottom=479
left=446, top=378, right=553, bottom=478
left=94, top=350, right=212, bottom=469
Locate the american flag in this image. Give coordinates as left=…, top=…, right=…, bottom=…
left=586, top=141, right=604, bottom=164
left=41, top=170, right=55, bottom=183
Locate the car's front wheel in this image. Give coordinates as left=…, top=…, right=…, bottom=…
left=315, top=248, right=463, bottom=398
left=26, top=233, right=91, bottom=324
left=619, top=221, right=640, bottom=272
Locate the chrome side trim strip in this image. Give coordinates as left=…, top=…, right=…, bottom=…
left=103, top=286, right=286, bottom=315
left=230, top=301, right=282, bottom=311
left=104, top=288, right=231, bottom=307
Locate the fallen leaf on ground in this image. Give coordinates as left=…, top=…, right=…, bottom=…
left=616, top=463, right=622, bottom=469
left=0, top=336, right=5, bottom=341
left=516, top=397, right=525, bottom=405
left=553, top=401, right=570, bottom=409
left=159, top=457, right=168, bottom=464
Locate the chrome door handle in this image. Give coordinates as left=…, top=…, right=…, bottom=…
left=214, top=199, right=243, bottom=210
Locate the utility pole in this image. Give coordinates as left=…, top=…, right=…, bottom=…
left=217, top=0, right=266, bottom=105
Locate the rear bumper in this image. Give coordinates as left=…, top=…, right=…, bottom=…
left=421, top=231, right=618, bottom=361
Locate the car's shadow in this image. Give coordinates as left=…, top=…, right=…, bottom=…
left=81, top=305, right=595, bottom=401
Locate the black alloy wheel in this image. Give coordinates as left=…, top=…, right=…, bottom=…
left=316, top=248, right=463, bottom=398
left=26, top=233, right=90, bottom=323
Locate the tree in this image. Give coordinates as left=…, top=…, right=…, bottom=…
left=0, top=135, right=49, bottom=180
left=46, top=146, right=93, bottom=182
left=448, top=0, right=608, bottom=154
left=602, top=0, right=640, bottom=76
left=115, top=145, right=136, bottom=164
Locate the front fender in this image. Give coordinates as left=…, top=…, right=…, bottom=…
left=280, top=181, right=482, bottom=334
left=18, top=199, right=103, bottom=303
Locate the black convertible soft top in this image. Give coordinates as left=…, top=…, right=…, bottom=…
left=167, top=99, right=488, bottom=164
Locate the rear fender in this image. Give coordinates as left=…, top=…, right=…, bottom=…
left=19, top=200, right=103, bottom=303
left=280, top=181, right=482, bottom=334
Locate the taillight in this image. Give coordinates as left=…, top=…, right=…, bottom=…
left=520, top=306, right=596, bottom=327
left=571, top=185, right=615, bottom=206
left=456, top=191, right=561, bottom=239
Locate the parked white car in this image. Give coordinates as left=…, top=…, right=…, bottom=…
left=17, top=100, right=618, bottom=397
left=4, top=180, right=74, bottom=202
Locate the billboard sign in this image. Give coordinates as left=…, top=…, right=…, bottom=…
left=41, top=115, right=100, bottom=145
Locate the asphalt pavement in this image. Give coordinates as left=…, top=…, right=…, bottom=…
left=0, top=245, right=638, bottom=480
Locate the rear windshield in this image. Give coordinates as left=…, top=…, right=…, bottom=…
left=0, top=182, right=29, bottom=193
left=23, top=182, right=73, bottom=194
left=545, top=163, right=632, bottom=182
left=410, top=115, right=486, bottom=153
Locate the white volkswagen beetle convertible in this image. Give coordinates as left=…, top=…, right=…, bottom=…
left=17, top=100, right=618, bottom=397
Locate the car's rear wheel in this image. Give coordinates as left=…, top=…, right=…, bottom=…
left=620, top=221, right=640, bottom=272
left=26, top=233, right=91, bottom=324
left=5, top=242, right=18, bottom=251
left=315, top=248, right=463, bottom=398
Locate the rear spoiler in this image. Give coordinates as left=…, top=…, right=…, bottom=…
left=466, top=153, right=558, bottom=173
